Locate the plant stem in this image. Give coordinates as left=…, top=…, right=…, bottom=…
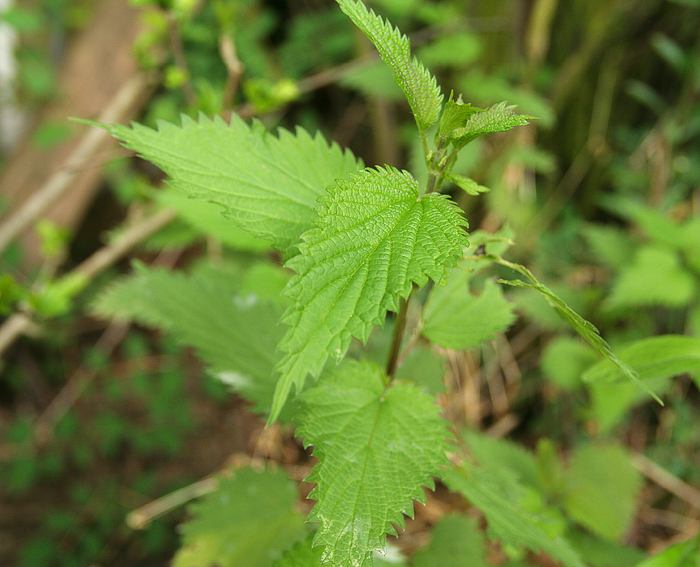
left=385, top=294, right=410, bottom=378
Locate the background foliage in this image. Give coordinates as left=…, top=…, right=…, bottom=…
left=0, top=0, right=699, bottom=565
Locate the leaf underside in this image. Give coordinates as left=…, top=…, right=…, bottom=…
left=272, top=166, right=468, bottom=419
left=297, top=360, right=449, bottom=567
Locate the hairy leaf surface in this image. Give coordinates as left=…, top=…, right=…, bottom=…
left=449, top=102, right=531, bottom=147
left=174, top=468, right=305, bottom=567
left=93, top=265, right=284, bottom=414
left=105, top=114, right=361, bottom=251
left=272, top=167, right=467, bottom=419
left=636, top=536, right=700, bottom=567
left=296, top=360, right=449, bottom=566
left=337, top=0, right=443, bottom=130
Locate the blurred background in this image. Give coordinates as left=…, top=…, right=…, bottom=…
left=0, top=0, right=699, bottom=565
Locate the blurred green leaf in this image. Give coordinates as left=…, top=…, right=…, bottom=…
left=584, top=335, right=700, bottom=386
left=563, top=444, right=642, bottom=541
left=174, top=468, right=306, bottom=567
left=443, top=463, right=583, bottom=567
left=541, top=337, right=597, bottom=390
left=424, top=276, right=515, bottom=350
left=636, top=536, right=700, bottom=567
left=412, top=515, right=488, bottom=567
left=607, top=247, right=695, bottom=310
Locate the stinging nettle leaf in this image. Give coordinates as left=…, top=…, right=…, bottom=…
left=101, top=114, right=362, bottom=252
left=563, top=443, right=642, bottom=542
left=336, top=0, right=443, bottom=130
left=606, top=246, right=695, bottom=310
left=446, top=173, right=491, bottom=196
left=449, top=101, right=531, bottom=147
left=92, top=265, right=285, bottom=415
left=411, top=514, right=488, bottom=567
left=271, top=166, right=468, bottom=420
left=174, top=467, right=306, bottom=567
left=423, top=277, right=515, bottom=350
left=296, top=360, right=449, bottom=567
left=274, top=537, right=323, bottom=567
left=443, top=464, right=585, bottom=567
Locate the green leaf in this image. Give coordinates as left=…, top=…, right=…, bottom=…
left=562, top=443, right=642, bottom=541
left=340, top=61, right=404, bottom=101
left=459, top=71, right=555, bottom=128
left=446, top=173, right=490, bottom=196
left=584, top=335, right=697, bottom=431
left=588, top=376, right=671, bottom=433
left=448, top=102, right=531, bottom=147
left=583, top=335, right=700, bottom=386
left=102, top=114, right=362, bottom=251
left=396, top=345, right=445, bottom=394
left=336, top=0, right=443, bottom=130
left=423, top=276, right=515, bottom=350
left=438, top=95, right=481, bottom=139
left=174, top=467, right=306, bottom=567
left=463, top=430, right=541, bottom=490
left=582, top=224, right=636, bottom=270
left=417, top=33, right=482, bottom=69
left=412, top=515, right=488, bottom=567
left=443, top=464, right=584, bottom=567
left=541, top=337, right=598, bottom=390
left=636, top=535, right=700, bottom=567
left=272, top=167, right=468, bottom=420
left=273, top=537, right=323, bottom=567
left=93, top=265, right=284, bottom=414
left=296, top=360, right=449, bottom=566
left=496, top=258, right=661, bottom=404
left=157, top=189, right=270, bottom=252
left=567, top=530, right=646, bottom=567
left=607, top=246, right=695, bottom=310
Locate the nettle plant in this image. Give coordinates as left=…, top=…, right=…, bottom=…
left=91, top=1, right=654, bottom=565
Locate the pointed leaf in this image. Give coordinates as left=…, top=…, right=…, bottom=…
left=583, top=335, right=700, bottom=386
left=563, top=444, right=642, bottom=541
left=496, top=258, right=661, bottom=404
left=337, top=0, right=443, bottom=130
left=93, top=265, right=284, bottom=414
left=296, top=360, right=449, bottom=566
left=443, top=464, right=585, bottom=567
left=449, top=102, right=531, bottom=147
left=423, top=277, right=515, bottom=350
left=272, top=166, right=467, bottom=419
left=104, top=114, right=362, bottom=251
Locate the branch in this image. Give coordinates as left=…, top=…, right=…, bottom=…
left=0, top=208, right=176, bottom=360
left=0, top=74, right=154, bottom=255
